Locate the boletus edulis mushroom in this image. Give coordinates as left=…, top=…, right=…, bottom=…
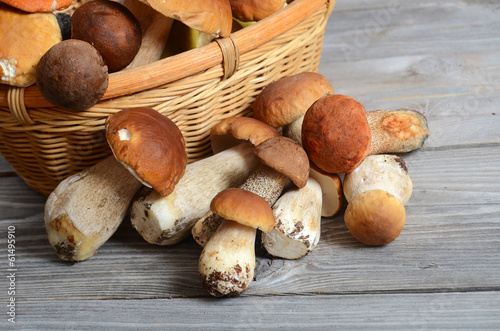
left=45, top=107, right=187, bottom=261
left=36, top=39, right=108, bottom=111
left=71, top=0, right=142, bottom=72
left=199, top=188, right=275, bottom=297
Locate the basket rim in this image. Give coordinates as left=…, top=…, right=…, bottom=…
left=0, top=0, right=334, bottom=109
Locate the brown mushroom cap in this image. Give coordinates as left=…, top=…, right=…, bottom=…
left=254, top=136, right=310, bottom=188
left=301, top=94, right=372, bottom=174
left=210, top=117, right=280, bottom=153
left=1, top=0, right=72, bottom=12
left=36, top=39, right=109, bottom=111
left=0, top=6, right=62, bottom=87
left=105, top=107, right=188, bottom=197
left=71, top=0, right=142, bottom=73
left=140, top=0, right=233, bottom=37
left=344, top=189, right=406, bottom=245
left=230, top=0, right=287, bottom=22
left=253, top=72, right=334, bottom=128
left=210, top=188, right=275, bottom=233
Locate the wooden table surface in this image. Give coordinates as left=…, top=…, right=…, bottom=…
left=1, top=0, right=499, bottom=329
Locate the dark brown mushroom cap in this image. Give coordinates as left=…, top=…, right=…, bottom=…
left=105, top=107, right=188, bottom=197
left=210, top=188, right=275, bottom=233
left=254, top=136, right=310, bottom=188
left=36, top=39, right=108, bottom=111
left=71, top=0, right=142, bottom=73
left=253, top=72, right=334, bottom=128
left=210, top=117, right=280, bottom=153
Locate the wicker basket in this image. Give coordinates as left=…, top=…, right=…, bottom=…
left=0, top=0, right=335, bottom=196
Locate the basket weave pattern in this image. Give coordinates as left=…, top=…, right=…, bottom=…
left=0, top=0, right=334, bottom=196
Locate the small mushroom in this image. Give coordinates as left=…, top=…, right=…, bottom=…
left=343, top=154, right=413, bottom=206
left=261, top=177, right=322, bottom=259
left=344, top=189, right=406, bottom=246
left=342, top=155, right=413, bottom=246
left=44, top=107, right=187, bottom=261
left=192, top=135, right=310, bottom=247
left=71, top=0, right=142, bottom=72
left=199, top=188, right=275, bottom=297
left=36, top=39, right=108, bottom=111
left=302, top=94, right=372, bottom=174
left=0, top=5, right=62, bottom=87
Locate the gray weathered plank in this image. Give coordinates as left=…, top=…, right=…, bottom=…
left=1, top=145, right=498, bottom=300
left=6, top=292, right=500, bottom=330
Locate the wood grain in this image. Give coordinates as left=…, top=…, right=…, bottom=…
left=0, top=0, right=499, bottom=328
left=0, top=145, right=498, bottom=301
left=12, top=292, right=500, bottom=330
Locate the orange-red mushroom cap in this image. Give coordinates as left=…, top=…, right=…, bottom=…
left=301, top=94, right=371, bottom=174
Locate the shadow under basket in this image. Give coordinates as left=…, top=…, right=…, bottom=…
left=0, top=0, right=335, bottom=196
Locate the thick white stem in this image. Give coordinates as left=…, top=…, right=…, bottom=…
left=199, top=220, right=256, bottom=297
left=262, top=177, right=322, bottom=259
left=130, top=142, right=259, bottom=245
left=45, top=156, right=142, bottom=261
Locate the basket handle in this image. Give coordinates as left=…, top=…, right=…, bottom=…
left=215, top=35, right=240, bottom=80
left=7, top=87, right=35, bottom=125
left=326, top=0, right=337, bottom=17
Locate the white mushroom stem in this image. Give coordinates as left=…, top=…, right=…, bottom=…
left=343, top=154, right=413, bottom=205
left=282, top=114, right=304, bottom=146
left=44, top=156, right=143, bottom=261
left=309, top=166, right=344, bottom=218
left=198, top=220, right=256, bottom=297
left=122, top=0, right=174, bottom=69
left=261, top=177, right=322, bottom=259
left=130, top=142, right=260, bottom=245
left=191, top=164, right=288, bottom=247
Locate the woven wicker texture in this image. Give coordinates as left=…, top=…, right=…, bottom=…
left=0, top=0, right=334, bottom=196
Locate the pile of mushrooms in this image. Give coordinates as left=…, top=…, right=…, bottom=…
left=44, top=71, right=429, bottom=298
